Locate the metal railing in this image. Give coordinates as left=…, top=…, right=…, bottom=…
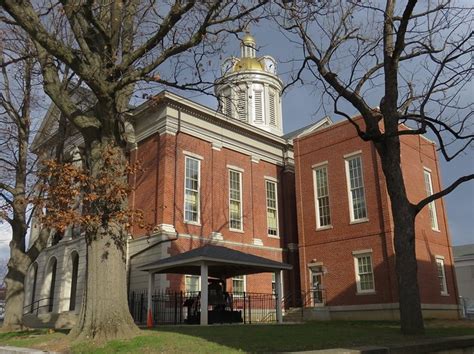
left=23, top=297, right=53, bottom=315
left=129, top=290, right=278, bottom=325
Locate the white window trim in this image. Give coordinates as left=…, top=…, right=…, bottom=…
left=343, top=150, right=362, bottom=159
left=226, top=164, right=244, bottom=173
left=313, top=163, right=332, bottom=230
left=353, top=252, right=376, bottom=294
left=424, top=168, right=440, bottom=232
left=183, top=151, right=203, bottom=160
left=435, top=256, right=449, bottom=296
left=312, top=160, right=329, bottom=169
left=228, top=169, right=243, bottom=232
left=264, top=175, right=278, bottom=183
left=184, top=156, right=201, bottom=225
left=265, top=179, right=280, bottom=238
left=345, top=154, right=369, bottom=223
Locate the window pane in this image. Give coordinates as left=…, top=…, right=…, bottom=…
left=184, top=157, right=199, bottom=222
left=424, top=170, right=439, bottom=230
left=266, top=181, right=278, bottom=236
left=355, top=254, right=375, bottom=292
left=229, top=171, right=242, bottom=230
left=347, top=156, right=367, bottom=221
left=314, top=165, right=331, bottom=227
left=185, top=275, right=200, bottom=293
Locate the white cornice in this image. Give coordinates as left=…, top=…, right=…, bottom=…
left=134, top=93, right=295, bottom=166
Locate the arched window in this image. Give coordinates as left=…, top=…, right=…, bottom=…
left=69, top=252, right=79, bottom=311
left=29, top=263, right=38, bottom=313
left=45, top=257, right=57, bottom=313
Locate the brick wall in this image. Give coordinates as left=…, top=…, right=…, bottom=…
left=130, top=130, right=298, bottom=295
left=294, top=117, right=457, bottom=308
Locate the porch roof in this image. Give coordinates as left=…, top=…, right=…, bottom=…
left=138, top=244, right=292, bottom=278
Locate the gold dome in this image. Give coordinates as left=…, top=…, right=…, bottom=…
left=242, top=33, right=256, bottom=44
left=232, top=57, right=264, bottom=72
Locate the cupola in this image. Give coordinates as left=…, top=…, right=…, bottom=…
left=215, top=32, right=283, bottom=136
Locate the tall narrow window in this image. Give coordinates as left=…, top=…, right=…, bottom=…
left=313, top=164, right=331, bottom=228
left=266, top=180, right=279, bottom=236
left=232, top=275, right=246, bottom=296
left=237, top=90, right=246, bottom=122
left=184, top=157, right=200, bottom=223
left=254, top=90, right=263, bottom=123
left=436, top=257, right=448, bottom=295
left=353, top=252, right=375, bottom=293
left=69, top=252, right=79, bottom=311
left=229, top=170, right=243, bottom=231
left=46, top=257, right=57, bottom=312
left=269, top=91, right=276, bottom=126
left=424, top=169, right=439, bottom=231
left=345, top=154, right=367, bottom=222
left=29, top=263, right=38, bottom=314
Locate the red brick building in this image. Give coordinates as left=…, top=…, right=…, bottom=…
left=125, top=33, right=301, bottom=299
left=293, top=117, right=459, bottom=320
left=24, top=33, right=459, bottom=328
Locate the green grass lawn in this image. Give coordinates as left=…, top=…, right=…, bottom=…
left=0, top=320, right=473, bottom=353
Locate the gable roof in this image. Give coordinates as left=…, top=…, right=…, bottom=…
left=453, top=244, right=474, bottom=258
left=283, top=116, right=333, bottom=141
left=138, top=244, right=292, bottom=278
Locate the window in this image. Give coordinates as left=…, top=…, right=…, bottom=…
left=269, top=91, right=276, bottom=126
left=436, top=258, right=448, bottom=295
left=29, top=263, right=38, bottom=314
left=237, top=90, right=246, bottom=121
left=424, top=169, right=439, bottom=231
left=254, top=90, right=263, bottom=123
left=345, top=154, right=368, bottom=222
left=185, top=275, right=200, bottom=293
left=184, top=157, right=200, bottom=223
left=69, top=252, right=79, bottom=311
left=313, top=164, right=331, bottom=228
left=46, top=257, right=57, bottom=312
left=229, top=170, right=243, bottom=230
left=353, top=252, right=375, bottom=293
left=266, top=180, right=279, bottom=236
left=271, top=273, right=276, bottom=295
left=232, top=275, right=246, bottom=295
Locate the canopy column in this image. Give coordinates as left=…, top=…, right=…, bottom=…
left=200, top=263, right=208, bottom=325
left=275, top=270, right=283, bottom=323
left=147, top=272, right=155, bottom=328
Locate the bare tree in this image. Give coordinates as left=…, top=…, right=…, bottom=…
left=273, top=0, right=473, bottom=334
left=0, top=0, right=268, bottom=342
left=0, top=29, right=50, bottom=330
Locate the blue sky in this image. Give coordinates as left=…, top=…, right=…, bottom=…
left=1, top=14, right=473, bottom=261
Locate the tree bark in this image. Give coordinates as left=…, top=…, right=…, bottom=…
left=68, top=140, right=139, bottom=343
left=2, top=235, right=29, bottom=331
left=376, top=137, right=424, bottom=335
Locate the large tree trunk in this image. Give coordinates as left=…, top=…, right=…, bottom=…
left=2, top=244, right=29, bottom=331
left=376, top=138, right=424, bottom=335
left=68, top=140, right=139, bottom=343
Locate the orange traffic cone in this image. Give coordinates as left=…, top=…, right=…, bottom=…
left=147, top=308, right=153, bottom=328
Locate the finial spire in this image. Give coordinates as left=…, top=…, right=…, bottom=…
left=241, top=30, right=256, bottom=58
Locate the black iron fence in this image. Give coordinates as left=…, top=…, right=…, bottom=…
left=128, top=290, right=278, bottom=325
left=23, top=297, right=53, bottom=315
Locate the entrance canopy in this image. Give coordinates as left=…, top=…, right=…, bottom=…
left=139, top=244, right=291, bottom=326
left=138, top=244, right=292, bottom=278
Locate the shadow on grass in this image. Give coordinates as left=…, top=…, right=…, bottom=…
left=146, top=321, right=474, bottom=353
